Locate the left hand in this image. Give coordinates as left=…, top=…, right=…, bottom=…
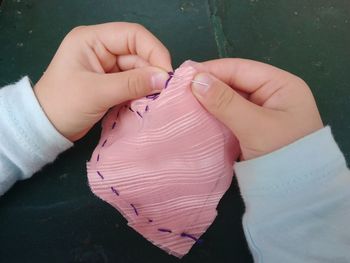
left=34, top=22, right=172, bottom=141
left=190, top=59, right=323, bottom=160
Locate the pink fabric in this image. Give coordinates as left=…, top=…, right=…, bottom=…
left=86, top=62, right=240, bottom=258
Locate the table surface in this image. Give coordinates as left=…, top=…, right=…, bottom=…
left=0, top=0, right=349, bottom=262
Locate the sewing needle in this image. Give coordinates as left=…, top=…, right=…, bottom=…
left=169, top=73, right=209, bottom=87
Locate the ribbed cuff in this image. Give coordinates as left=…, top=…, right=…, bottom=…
left=234, top=126, right=346, bottom=197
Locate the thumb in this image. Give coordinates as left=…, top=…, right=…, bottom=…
left=96, top=66, right=169, bottom=108
left=191, top=73, right=266, bottom=136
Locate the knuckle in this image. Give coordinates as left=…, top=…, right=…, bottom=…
left=294, top=76, right=308, bottom=87
left=130, top=23, right=146, bottom=31
left=65, top=26, right=87, bottom=42
left=69, top=26, right=86, bottom=36
left=127, top=75, right=145, bottom=98
left=285, top=75, right=311, bottom=95
left=283, top=71, right=308, bottom=87
left=212, top=86, right=235, bottom=112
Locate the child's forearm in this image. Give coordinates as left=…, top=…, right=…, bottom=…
left=235, top=127, right=350, bottom=262
left=0, top=77, right=73, bottom=196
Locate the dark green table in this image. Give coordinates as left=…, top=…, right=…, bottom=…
left=0, top=0, right=349, bottom=262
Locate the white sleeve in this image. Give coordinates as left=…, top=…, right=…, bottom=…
left=235, top=126, right=350, bottom=262
left=0, top=77, right=73, bottom=195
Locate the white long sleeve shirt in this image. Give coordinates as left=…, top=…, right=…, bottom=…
left=1, top=78, right=349, bottom=262
left=235, top=127, right=350, bottom=262
left=0, top=77, right=72, bottom=194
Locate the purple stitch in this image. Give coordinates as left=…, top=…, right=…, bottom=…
left=128, top=107, right=134, bottom=112
left=146, top=93, right=160, bottom=100
left=180, top=232, right=203, bottom=244
left=117, top=111, right=120, bottom=118
left=97, top=154, right=100, bottom=162
left=136, top=111, right=143, bottom=118
left=112, top=122, right=116, bottom=129
left=145, top=105, right=149, bottom=112
left=158, top=228, right=172, bottom=233
left=97, top=171, right=104, bottom=179
left=164, top=72, right=174, bottom=89
left=111, top=186, right=119, bottom=196
left=148, top=218, right=153, bottom=223
left=152, top=94, right=160, bottom=100
left=102, top=139, right=107, bottom=147
left=130, top=204, right=139, bottom=216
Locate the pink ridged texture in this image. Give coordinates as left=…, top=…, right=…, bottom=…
left=86, top=62, right=240, bottom=258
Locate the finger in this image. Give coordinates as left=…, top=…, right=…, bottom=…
left=191, top=72, right=269, bottom=136
left=87, top=22, right=172, bottom=72
left=92, top=66, right=169, bottom=108
left=116, top=55, right=150, bottom=71
left=200, top=58, right=292, bottom=94
left=182, top=60, right=250, bottom=99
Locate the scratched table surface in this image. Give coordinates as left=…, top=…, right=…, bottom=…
left=0, top=0, right=349, bottom=262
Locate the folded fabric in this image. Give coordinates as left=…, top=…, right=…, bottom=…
left=86, top=61, right=240, bottom=257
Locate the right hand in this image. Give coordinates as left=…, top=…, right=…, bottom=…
left=34, top=22, right=172, bottom=142
left=190, top=58, right=323, bottom=160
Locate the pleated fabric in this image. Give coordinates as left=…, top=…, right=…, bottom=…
left=87, top=62, right=240, bottom=258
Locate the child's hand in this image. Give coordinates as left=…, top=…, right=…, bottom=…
left=34, top=22, right=172, bottom=141
left=191, top=59, right=323, bottom=160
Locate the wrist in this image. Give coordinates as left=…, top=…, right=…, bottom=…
left=33, top=79, right=75, bottom=142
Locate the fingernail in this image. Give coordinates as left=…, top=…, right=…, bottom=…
left=191, top=73, right=212, bottom=96
left=151, top=71, right=169, bottom=91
